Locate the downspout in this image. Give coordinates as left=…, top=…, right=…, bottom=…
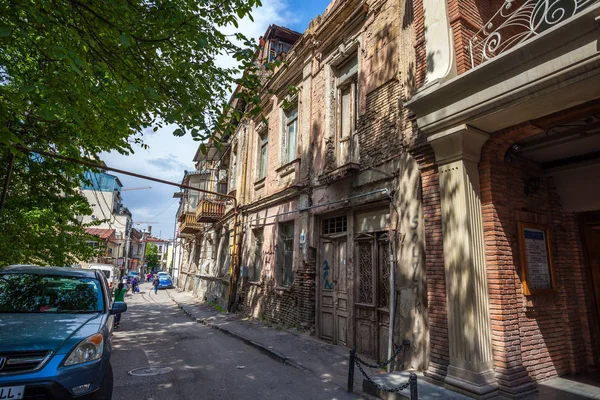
left=228, top=129, right=250, bottom=312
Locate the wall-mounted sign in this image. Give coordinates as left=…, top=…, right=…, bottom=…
left=518, top=222, right=556, bottom=295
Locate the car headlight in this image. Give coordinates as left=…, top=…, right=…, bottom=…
left=64, top=333, right=104, bottom=366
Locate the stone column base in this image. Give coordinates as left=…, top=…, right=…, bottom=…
left=445, top=365, right=498, bottom=398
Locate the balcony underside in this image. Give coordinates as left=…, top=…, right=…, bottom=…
left=179, top=212, right=202, bottom=234
left=196, top=199, right=225, bottom=223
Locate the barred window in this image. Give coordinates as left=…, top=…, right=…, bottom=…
left=322, top=216, right=347, bottom=235
left=277, top=222, right=294, bottom=287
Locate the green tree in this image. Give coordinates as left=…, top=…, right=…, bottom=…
left=0, top=0, right=265, bottom=267
left=145, top=243, right=160, bottom=271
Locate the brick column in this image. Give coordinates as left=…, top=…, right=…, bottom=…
left=428, top=125, right=498, bottom=397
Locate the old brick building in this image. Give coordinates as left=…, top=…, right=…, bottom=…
left=174, top=0, right=600, bottom=398
left=176, top=0, right=427, bottom=369
left=407, top=0, right=600, bottom=397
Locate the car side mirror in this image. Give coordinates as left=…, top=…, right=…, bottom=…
left=110, top=301, right=127, bottom=315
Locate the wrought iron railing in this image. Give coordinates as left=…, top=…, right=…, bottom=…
left=469, top=0, right=600, bottom=68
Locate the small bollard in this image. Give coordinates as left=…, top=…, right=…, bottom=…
left=347, top=349, right=356, bottom=393
left=409, top=373, right=418, bottom=400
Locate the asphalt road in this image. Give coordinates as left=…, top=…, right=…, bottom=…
left=110, top=284, right=360, bottom=400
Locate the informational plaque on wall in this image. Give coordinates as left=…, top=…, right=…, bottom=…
left=518, top=222, right=556, bottom=295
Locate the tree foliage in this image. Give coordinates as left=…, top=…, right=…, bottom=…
left=145, top=243, right=159, bottom=271
left=0, top=0, right=263, bottom=267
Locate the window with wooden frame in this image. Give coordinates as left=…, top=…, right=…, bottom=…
left=277, top=221, right=294, bottom=287
left=229, top=144, right=238, bottom=190
left=283, top=104, right=298, bottom=164
left=517, top=222, right=556, bottom=295
left=336, top=55, right=358, bottom=142
left=257, top=130, right=268, bottom=180
left=250, top=229, right=263, bottom=282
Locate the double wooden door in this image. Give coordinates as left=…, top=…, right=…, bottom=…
left=354, top=232, right=390, bottom=362
left=319, top=237, right=349, bottom=346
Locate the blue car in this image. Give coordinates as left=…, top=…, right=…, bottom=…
left=157, top=275, right=173, bottom=289
left=0, top=265, right=127, bottom=399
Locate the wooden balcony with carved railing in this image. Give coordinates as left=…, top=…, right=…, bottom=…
left=469, top=0, right=600, bottom=69
left=196, top=198, right=226, bottom=223
left=178, top=212, right=203, bottom=234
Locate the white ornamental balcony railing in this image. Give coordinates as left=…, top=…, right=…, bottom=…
left=469, top=0, right=600, bottom=68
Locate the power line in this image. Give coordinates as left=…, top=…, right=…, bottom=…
left=90, top=172, right=127, bottom=228
left=145, top=200, right=179, bottom=222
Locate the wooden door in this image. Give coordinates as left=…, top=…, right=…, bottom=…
left=376, top=233, right=391, bottom=362
left=319, top=237, right=349, bottom=345
left=354, top=232, right=390, bottom=362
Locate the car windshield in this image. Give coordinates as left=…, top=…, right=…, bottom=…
left=159, top=276, right=170, bottom=280
left=129, top=272, right=139, bottom=276
left=158, top=272, right=167, bottom=275
left=98, top=270, right=110, bottom=279
left=0, top=273, right=104, bottom=313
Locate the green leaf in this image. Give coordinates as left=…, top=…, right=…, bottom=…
left=69, top=61, right=84, bottom=76
left=19, top=85, right=36, bottom=93
left=52, top=46, right=68, bottom=59
left=0, top=26, right=12, bottom=37
left=173, top=128, right=185, bottom=136
left=40, top=108, right=55, bottom=121
left=119, top=33, right=131, bottom=47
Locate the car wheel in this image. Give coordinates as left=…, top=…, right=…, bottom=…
left=89, top=363, right=113, bottom=400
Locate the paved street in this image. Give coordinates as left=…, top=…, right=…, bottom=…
left=111, top=283, right=361, bottom=400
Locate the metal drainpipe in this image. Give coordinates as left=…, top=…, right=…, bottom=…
left=227, top=130, right=250, bottom=312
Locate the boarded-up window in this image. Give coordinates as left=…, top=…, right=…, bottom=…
left=336, top=55, right=358, bottom=164
left=340, top=86, right=353, bottom=139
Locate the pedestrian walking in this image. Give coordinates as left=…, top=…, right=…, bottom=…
left=153, top=275, right=160, bottom=295
left=113, top=283, right=127, bottom=328
left=131, top=276, right=138, bottom=294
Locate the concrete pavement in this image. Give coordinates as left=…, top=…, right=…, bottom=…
left=110, top=284, right=366, bottom=400
left=166, top=288, right=369, bottom=393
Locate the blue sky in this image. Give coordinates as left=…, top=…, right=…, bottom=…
left=100, top=0, right=331, bottom=240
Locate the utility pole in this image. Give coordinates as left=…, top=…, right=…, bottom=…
left=123, top=220, right=132, bottom=274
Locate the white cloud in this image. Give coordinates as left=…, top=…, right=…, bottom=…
left=100, top=0, right=299, bottom=240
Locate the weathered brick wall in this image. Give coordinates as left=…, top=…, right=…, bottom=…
left=408, top=143, right=449, bottom=378
left=238, top=265, right=316, bottom=328
left=236, top=204, right=315, bottom=328
left=480, top=124, right=595, bottom=395
left=413, top=0, right=426, bottom=89
left=358, top=79, right=401, bottom=168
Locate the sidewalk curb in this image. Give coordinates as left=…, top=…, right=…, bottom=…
left=167, top=290, right=310, bottom=373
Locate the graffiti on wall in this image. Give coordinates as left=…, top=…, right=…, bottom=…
left=323, top=260, right=334, bottom=289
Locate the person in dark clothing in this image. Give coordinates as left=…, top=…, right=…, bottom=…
left=152, top=276, right=159, bottom=294
left=113, top=283, right=126, bottom=328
